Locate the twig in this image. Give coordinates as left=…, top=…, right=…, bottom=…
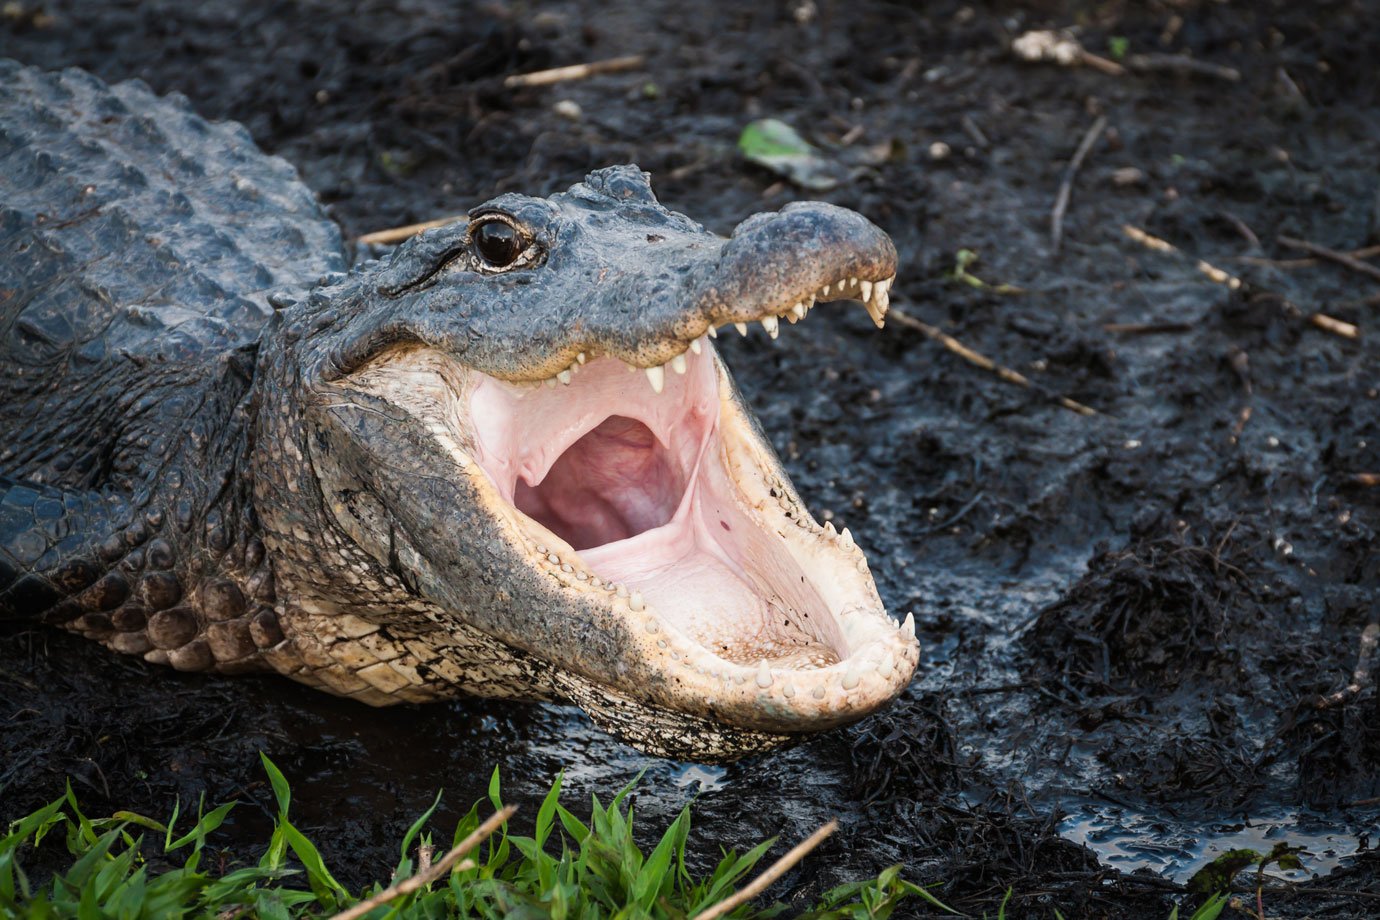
left=503, top=55, right=646, bottom=89
left=1316, top=623, right=1380, bottom=709
left=960, top=113, right=990, bottom=149
left=357, top=215, right=466, bottom=246
left=1278, top=235, right=1380, bottom=284
left=1233, top=244, right=1380, bottom=270
left=690, top=820, right=838, bottom=920
left=1102, top=321, right=1196, bottom=335
left=1050, top=114, right=1107, bottom=254
left=1124, top=53, right=1241, bottom=82
left=1352, top=473, right=1380, bottom=487
left=889, top=307, right=1099, bottom=416
left=1309, top=313, right=1360, bottom=340
left=329, top=805, right=517, bottom=920
left=1122, top=225, right=1358, bottom=339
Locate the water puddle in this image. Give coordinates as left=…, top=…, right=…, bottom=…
left=1059, top=801, right=1380, bottom=883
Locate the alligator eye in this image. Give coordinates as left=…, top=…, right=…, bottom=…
left=472, top=219, right=524, bottom=269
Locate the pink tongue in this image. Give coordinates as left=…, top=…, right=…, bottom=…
left=581, top=507, right=769, bottom=652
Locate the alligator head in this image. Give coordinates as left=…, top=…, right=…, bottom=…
left=253, top=165, right=918, bottom=761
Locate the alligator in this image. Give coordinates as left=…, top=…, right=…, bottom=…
left=0, top=62, right=918, bottom=761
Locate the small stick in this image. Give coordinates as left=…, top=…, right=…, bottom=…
left=1124, top=53, right=1241, bottom=82
left=960, top=113, right=990, bottom=149
left=357, top=215, right=466, bottom=246
left=1123, top=225, right=1358, bottom=339
left=1102, top=321, right=1196, bottom=335
left=330, top=805, right=517, bottom=920
left=1352, top=473, right=1380, bottom=487
left=503, top=55, right=645, bottom=89
left=1316, top=623, right=1380, bottom=709
left=1050, top=114, right=1107, bottom=254
left=1278, top=235, right=1380, bottom=284
left=690, top=820, right=838, bottom=920
left=1310, top=313, right=1360, bottom=340
left=889, top=307, right=1098, bottom=416
left=1234, top=245, right=1380, bottom=270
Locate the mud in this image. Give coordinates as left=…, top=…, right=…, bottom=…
left=4, top=1, right=1380, bottom=916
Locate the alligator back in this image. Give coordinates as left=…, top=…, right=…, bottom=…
left=0, top=61, right=345, bottom=487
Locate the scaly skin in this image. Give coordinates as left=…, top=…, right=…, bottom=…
left=0, top=62, right=917, bottom=761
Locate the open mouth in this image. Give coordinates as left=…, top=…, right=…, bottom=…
left=342, top=271, right=918, bottom=734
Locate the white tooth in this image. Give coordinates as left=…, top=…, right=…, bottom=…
left=856, top=558, right=869, bottom=572
left=865, top=299, right=886, bottom=328
left=791, top=303, right=807, bottom=320
left=629, top=590, right=645, bottom=612
left=557, top=369, right=572, bottom=385
left=782, top=682, right=796, bottom=698
left=577, top=352, right=587, bottom=364
left=576, top=570, right=588, bottom=581
left=734, top=322, right=748, bottom=336
left=822, top=283, right=831, bottom=296
left=689, top=338, right=702, bottom=354
left=902, top=612, right=915, bottom=636
left=849, top=276, right=858, bottom=287
left=645, top=365, right=665, bottom=393
left=546, top=553, right=560, bottom=565
left=823, top=521, right=836, bottom=536
left=616, top=584, right=629, bottom=598
left=755, top=661, right=773, bottom=688
left=706, top=325, right=718, bottom=338
left=545, top=377, right=557, bottom=388
left=761, top=316, right=779, bottom=339
left=840, top=527, right=854, bottom=549
left=805, top=294, right=815, bottom=309
left=842, top=665, right=862, bottom=690
left=535, top=544, right=548, bottom=554
left=812, top=685, right=826, bottom=700
left=671, top=353, right=687, bottom=374
left=560, top=562, right=572, bottom=573
left=860, top=280, right=873, bottom=301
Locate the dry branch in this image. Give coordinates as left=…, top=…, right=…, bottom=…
left=503, top=55, right=646, bottom=88
left=329, top=805, right=517, bottom=920
left=1316, top=623, right=1380, bottom=710
left=357, top=215, right=466, bottom=246
left=1278, top=235, right=1380, bottom=284
left=690, top=820, right=838, bottom=920
left=1050, top=114, right=1107, bottom=254
left=889, top=307, right=1098, bottom=416
left=1122, top=225, right=1358, bottom=339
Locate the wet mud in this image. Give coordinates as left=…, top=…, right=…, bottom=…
left=4, top=1, right=1380, bottom=916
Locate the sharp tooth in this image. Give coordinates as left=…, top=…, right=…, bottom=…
left=671, top=353, right=687, bottom=374
left=645, top=365, right=665, bottom=393
left=545, top=377, right=557, bottom=388
left=822, top=282, right=832, bottom=296
left=689, top=338, right=702, bottom=354
left=761, top=316, right=779, bottom=339
left=755, top=660, right=773, bottom=688
left=629, top=590, right=645, bottom=612
left=849, top=276, right=858, bottom=287
left=577, top=352, right=587, bottom=364
left=860, top=280, right=873, bottom=301
left=782, top=682, right=796, bottom=698
left=557, top=369, right=573, bottom=385
left=902, top=612, right=915, bottom=636
left=560, top=562, right=573, bottom=573
left=840, top=527, right=854, bottom=549
left=864, top=299, right=886, bottom=328
left=734, top=322, right=748, bottom=336
left=842, top=664, right=862, bottom=690
left=790, top=303, right=806, bottom=320
left=546, top=553, right=560, bottom=565
left=823, top=521, right=836, bottom=536
left=805, top=294, right=815, bottom=309
left=707, top=325, right=718, bottom=338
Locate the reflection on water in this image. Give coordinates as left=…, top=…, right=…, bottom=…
left=1059, top=801, right=1380, bottom=883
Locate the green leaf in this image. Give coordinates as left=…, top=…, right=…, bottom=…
left=1186, top=848, right=1262, bottom=894
left=259, top=753, right=292, bottom=815
left=737, top=118, right=849, bottom=191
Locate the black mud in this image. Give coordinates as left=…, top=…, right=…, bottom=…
left=4, top=2, right=1380, bottom=916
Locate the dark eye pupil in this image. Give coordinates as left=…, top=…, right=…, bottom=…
left=475, top=221, right=521, bottom=266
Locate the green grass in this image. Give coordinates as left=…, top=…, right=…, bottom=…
left=0, top=754, right=956, bottom=919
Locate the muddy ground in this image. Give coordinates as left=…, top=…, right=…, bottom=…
left=4, top=1, right=1380, bottom=916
